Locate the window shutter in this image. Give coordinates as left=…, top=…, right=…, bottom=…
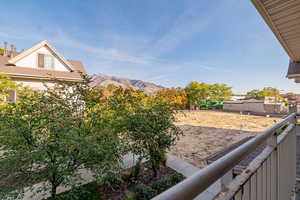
left=38, top=54, right=44, bottom=68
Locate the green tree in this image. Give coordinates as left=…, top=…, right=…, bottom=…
left=185, top=82, right=209, bottom=108
left=245, top=89, right=264, bottom=99
left=246, top=87, right=280, bottom=100
left=0, top=77, right=124, bottom=199
left=124, top=98, right=183, bottom=177
left=100, top=87, right=183, bottom=177
left=0, top=74, right=18, bottom=105
left=185, top=81, right=232, bottom=108
left=208, top=83, right=233, bottom=101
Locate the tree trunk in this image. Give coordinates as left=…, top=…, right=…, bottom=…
left=51, top=184, right=57, bottom=198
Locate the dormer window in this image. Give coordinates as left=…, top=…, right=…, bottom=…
left=38, top=54, right=54, bottom=69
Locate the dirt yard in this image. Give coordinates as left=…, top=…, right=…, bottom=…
left=170, top=110, right=281, bottom=168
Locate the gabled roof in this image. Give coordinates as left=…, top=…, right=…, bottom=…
left=0, top=41, right=86, bottom=82
left=9, top=40, right=75, bottom=72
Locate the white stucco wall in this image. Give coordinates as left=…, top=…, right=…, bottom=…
left=15, top=80, right=54, bottom=90
left=15, top=46, right=69, bottom=72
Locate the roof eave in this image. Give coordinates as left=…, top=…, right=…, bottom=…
left=251, top=0, right=298, bottom=62
left=5, top=73, right=83, bottom=82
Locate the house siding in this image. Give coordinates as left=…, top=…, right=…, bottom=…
left=15, top=46, right=69, bottom=72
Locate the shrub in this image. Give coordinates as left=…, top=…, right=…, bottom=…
left=133, top=184, right=156, bottom=200
left=151, top=174, right=184, bottom=194
left=47, top=182, right=100, bottom=200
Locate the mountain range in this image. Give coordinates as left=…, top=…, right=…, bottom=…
left=91, top=73, right=164, bottom=93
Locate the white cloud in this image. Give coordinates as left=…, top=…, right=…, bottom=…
left=53, top=33, right=154, bottom=65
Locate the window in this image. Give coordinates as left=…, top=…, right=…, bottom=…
left=6, top=90, right=16, bottom=103
left=38, top=54, right=54, bottom=69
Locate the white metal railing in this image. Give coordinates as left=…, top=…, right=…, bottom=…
left=215, top=122, right=296, bottom=200
left=153, top=109, right=297, bottom=200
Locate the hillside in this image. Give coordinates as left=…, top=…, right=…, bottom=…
left=91, top=73, right=164, bottom=93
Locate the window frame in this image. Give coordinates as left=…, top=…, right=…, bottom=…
left=37, top=53, right=55, bottom=70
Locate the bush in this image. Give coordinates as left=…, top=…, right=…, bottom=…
left=151, top=174, right=184, bottom=194
left=47, top=182, right=100, bottom=200
left=133, top=184, right=156, bottom=200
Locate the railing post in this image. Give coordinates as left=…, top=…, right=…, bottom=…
left=290, top=108, right=297, bottom=199
left=267, top=133, right=278, bottom=200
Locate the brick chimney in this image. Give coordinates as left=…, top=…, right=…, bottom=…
left=3, top=41, right=8, bottom=56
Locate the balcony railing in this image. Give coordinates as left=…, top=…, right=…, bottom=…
left=153, top=107, right=298, bottom=200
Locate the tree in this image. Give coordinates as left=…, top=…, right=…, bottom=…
left=208, top=83, right=233, bottom=101
left=245, top=87, right=280, bottom=100
left=261, top=87, right=280, bottom=97
left=185, top=81, right=232, bottom=108
left=245, top=89, right=264, bottom=100
left=0, top=76, right=124, bottom=199
left=99, top=87, right=183, bottom=177
left=124, top=98, right=183, bottom=177
left=0, top=74, right=18, bottom=105
left=185, top=82, right=209, bottom=108
left=156, top=88, right=188, bottom=110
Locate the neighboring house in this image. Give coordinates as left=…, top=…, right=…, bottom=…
left=0, top=40, right=86, bottom=101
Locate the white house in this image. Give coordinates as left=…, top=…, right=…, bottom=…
left=0, top=40, right=86, bottom=101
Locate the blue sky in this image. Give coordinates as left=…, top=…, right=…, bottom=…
left=0, top=0, right=299, bottom=94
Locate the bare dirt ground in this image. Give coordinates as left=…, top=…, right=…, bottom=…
left=170, top=110, right=281, bottom=168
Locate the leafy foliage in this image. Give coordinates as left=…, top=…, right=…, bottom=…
left=132, top=173, right=184, bottom=200
left=92, top=86, right=183, bottom=177
left=185, top=81, right=232, bottom=108
left=133, top=184, right=156, bottom=200
left=0, top=76, right=124, bottom=199
left=46, top=172, right=184, bottom=200
left=156, top=88, right=188, bottom=110
left=46, top=181, right=100, bottom=200
left=245, top=87, right=281, bottom=100
left=150, top=173, right=184, bottom=194
left=0, top=76, right=183, bottom=199
left=123, top=97, right=183, bottom=176
left=0, top=74, right=18, bottom=106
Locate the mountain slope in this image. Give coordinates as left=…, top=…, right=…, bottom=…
left=91, top=73, right=164, bottom=93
